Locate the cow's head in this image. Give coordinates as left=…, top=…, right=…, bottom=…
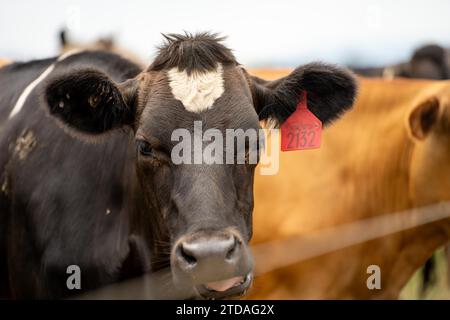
left=407, top=89, right=450, bottom=208
left=408, top=45, right=450, bottom=80
left=44, top=33, right=357, bottom=299
left=395, top=45, right=450, bottom=80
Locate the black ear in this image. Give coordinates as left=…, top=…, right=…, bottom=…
left=45, top=69, right=138, bottom=134
left=248, top=63, right=357, bottom=126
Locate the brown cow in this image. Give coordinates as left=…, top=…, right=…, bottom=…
left=353, top=44, right=450, bottom=295
left=248, top=71, right=450, bottom=299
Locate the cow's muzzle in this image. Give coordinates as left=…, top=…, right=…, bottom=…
left=172, top=229, right=253, bottom=299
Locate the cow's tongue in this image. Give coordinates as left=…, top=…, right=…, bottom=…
left=205, top=276, right=244, bottom=292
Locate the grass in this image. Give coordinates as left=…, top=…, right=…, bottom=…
left=400, top=247, right=450, bottom=299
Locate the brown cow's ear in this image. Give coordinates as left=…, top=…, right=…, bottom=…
left=246, top=63, right=357, bottom=127
left=408, top=97, right=440, bottom=140
left=45, top=68, right=138, bottom=134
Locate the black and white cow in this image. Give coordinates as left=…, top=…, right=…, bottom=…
left=0, top=32, right=357, bottom=299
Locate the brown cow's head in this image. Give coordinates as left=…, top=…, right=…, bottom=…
left=44, top=32, right=357, bottom=299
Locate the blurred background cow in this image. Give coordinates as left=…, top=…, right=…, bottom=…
left=352, top=44, right=450, bottom=80
left=58, top=29, right=145, bottom=66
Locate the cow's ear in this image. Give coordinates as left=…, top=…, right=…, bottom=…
left=247, top=63, right=357, bottom=127
left=408, top=97, right=441, bottom=140
left=45, top=69, right=138, bottom=134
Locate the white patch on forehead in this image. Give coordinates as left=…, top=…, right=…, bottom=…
left=167, top=63, right=224, bottom=113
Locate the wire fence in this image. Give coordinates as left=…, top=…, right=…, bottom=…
left=78, top=201, right=450, bottom=299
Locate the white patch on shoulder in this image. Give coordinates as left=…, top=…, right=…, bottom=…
left=167, top=63, right=224, bottom=113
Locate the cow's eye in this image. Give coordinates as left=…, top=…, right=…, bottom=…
left=136, top=139, right=153, bottom=157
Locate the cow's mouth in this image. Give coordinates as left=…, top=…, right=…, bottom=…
left=195, top=273, right=252, bottom=299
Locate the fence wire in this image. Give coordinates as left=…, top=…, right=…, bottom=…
left=78, top=201, right=450, bottom=299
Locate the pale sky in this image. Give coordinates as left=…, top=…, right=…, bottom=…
left=1, top=0, right=449, bottom=67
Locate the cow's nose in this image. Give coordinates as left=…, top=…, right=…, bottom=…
left=180, top=234, right=238, bottom=265
left=173, top=232, right=246, bottom=283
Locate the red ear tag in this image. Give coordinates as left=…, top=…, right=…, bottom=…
left=281, top=92, right=322, bottom=151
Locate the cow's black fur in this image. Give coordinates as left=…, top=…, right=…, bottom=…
left=149, top=32, right=237, bottom=74
left=248, top=63, right=357, bottom=126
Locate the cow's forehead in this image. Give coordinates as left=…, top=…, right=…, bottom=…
left=137, top=65, right=259, bottom=145
left=167, top=63, right=225, bottom=113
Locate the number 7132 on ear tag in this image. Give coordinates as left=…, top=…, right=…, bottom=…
left=280, top=92, right=322, bottom=151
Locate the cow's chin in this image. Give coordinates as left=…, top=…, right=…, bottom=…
left=194, top=273, right=253, bottom=300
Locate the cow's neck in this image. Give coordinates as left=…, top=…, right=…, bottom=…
left=254, top=107, right=416, bottom=241
left=311, top=81, right=427, bottom=224
left=345, top=110, right=415, bottom=219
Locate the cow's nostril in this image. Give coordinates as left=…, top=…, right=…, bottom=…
left=178, top=243, right=197, bottom=266
left=225, top=236, right=240, bottom=261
